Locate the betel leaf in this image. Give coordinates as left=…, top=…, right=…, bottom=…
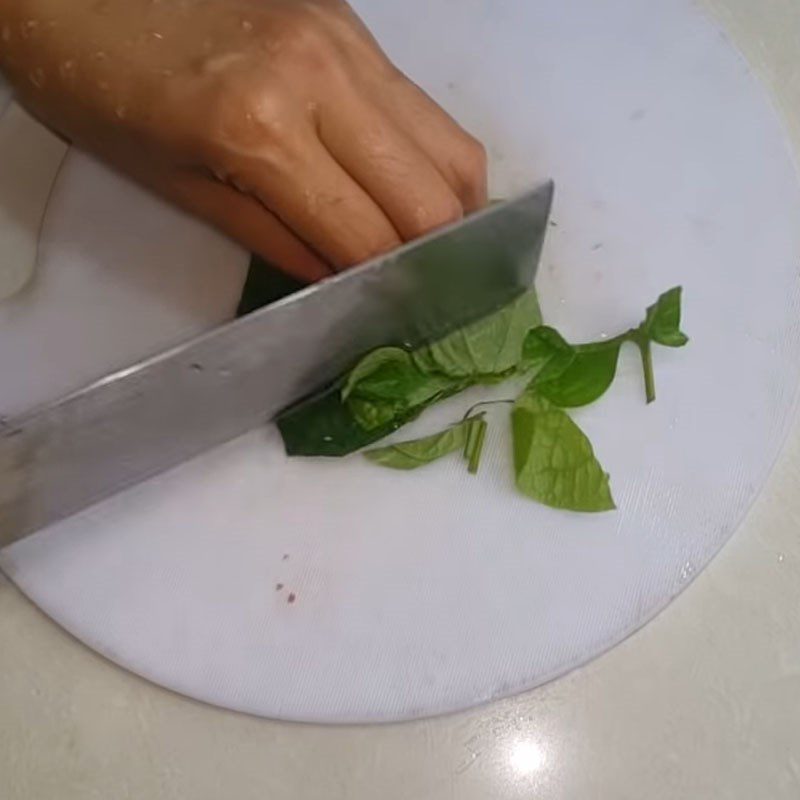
left=535, top=342, right=622, bottom=408
left=347, top=396, right=409, bottom=431
left=343, top=347, right=459, bottom=409
left=642, top=286, right=689, bottom=348
left=341, top=348, right=411, bottom=401
left=633, top=285, right=689, bottom=403
left=412, top=290, right=542, bottom=379
left=277, top=382, right=425, bottom=457
left=520, top=326, right=575, bottom=378
left=511, top=391, right=615, bottom=512
left=364, top=417, right=477, bottom=470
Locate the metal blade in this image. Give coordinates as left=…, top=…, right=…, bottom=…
left=0, top=181, right=554, bottom=546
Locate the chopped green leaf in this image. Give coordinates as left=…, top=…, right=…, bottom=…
left=276, top=383, right=423, bottom=457
left=341, top=348, right=412, bottom=401
left=347, top=395, right=409, bottom=431
left=643, top=286, right=689, bottom=348
left=412, top=290, right=542, bottom=378
left=512, top=391, right=615, bottom=512
left=365, top=419, right=474, bottom=470
left=535, top=343, right=621, bottom=408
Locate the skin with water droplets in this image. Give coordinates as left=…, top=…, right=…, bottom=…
left=0, top=0, right=487, bottom=283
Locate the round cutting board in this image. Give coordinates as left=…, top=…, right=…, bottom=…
left=2, top=0, right=800, bottom=723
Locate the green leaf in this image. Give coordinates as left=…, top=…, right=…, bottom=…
left=365, top=419, right=474, bottom=470
left=341, top=348, right=412, bottom=401
left=343, top=348, right=458, bottom=408
left=535, top=343, right=621, bottom=408
left=347, top=396, right=409, bottom=431
left=512, top=391, right=615, bottom=512
left=342, top=346, right=468, bottom=431
left=276, top=383, right=423, bottom=457
left=412, top=290, right=542, bottom=378
left=520, top=326, right=576, bottom=378
left=643, top=286, right=689, bottom=348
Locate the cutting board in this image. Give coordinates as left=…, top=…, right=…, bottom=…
left=2, top=0, right=800, bottom=723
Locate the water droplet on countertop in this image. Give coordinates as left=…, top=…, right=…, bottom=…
left=218, top=368, right=231, bottom=378
left=777, top=553, right=786, bottom=564
left=29, top=68, right=46, bottom=88
left=559, top=297, right=566, bottom=306
left=599, top=332, right=608, bottom=340
left=679, top=560, right=695, bottom=582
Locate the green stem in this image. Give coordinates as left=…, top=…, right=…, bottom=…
left=636, top=334, right=656, bottom=404
left=462, top=399, right=514, bottom=421
left=467, top=419, right=488, bottom=475
left=463, top=417, right=481, bottom=460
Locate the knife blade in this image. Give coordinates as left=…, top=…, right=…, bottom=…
left=0, top=181, right=554, bottom=546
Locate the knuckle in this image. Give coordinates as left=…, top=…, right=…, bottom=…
left=457, top=136, right=488, bottom=187
left=273, top=11, right=339, bottom=71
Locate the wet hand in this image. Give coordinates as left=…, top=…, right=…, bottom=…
left=0, top=0, right=488, bottom=281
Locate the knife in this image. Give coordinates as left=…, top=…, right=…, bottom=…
left=0, top=181, right=554, bottom=546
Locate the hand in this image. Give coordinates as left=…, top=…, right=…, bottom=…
left=0, top=0, right=487, bottom=281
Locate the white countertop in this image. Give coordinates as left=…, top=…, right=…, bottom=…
left=2, top=2, right=799, bottom=797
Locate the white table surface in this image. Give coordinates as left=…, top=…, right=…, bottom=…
left=2, top=1, right=799, bottom=797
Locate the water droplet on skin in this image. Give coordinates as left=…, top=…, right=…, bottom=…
left=58, top=59, right=76, bottom=80
left=20, top=19, right=40, bottom=38
left=240, top=19, right=253, bottom=32
left=149, top=30, right=164, bottom=40
left=29, top=68, right=46, bottom=89
left=93, top=50, right=107, bottom=61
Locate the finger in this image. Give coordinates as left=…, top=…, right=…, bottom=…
left=317, top=94, right=463, bottom=240
left=156, top=171, right=332, bottom=283
left=381, top=79, right=488, bottom=212
left=231, top=138, right=403, bottom=270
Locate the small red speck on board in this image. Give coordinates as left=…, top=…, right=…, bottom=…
left=275, top=583, right=283, bottom=591
left=287, top=593, right=296, bottom=604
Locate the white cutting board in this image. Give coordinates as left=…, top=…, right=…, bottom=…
left=2, top=0, right=800, bottom=723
